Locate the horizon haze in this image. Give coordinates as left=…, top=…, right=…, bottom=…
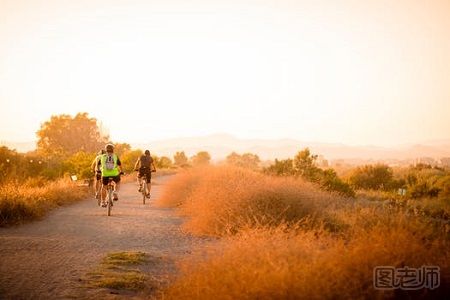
left=2, top=133, right=450, bottom=162
left=1, top=0, right=450, bottom=148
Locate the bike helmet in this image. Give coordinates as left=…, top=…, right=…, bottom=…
left=145, top=150, right=150, bottom=155
left=105, top=143, right=114, bottom=153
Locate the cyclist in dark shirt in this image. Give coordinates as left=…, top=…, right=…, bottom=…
left=134, top=150, right=156, bottom=198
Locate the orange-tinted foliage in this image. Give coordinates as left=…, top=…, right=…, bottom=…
left=158, top=166, right=450, bottom=299
left=166, top=216, right=449, bottom=300
left=0, top=179, right=87, bottom=226
left=156, top=166, right=347, bottom=236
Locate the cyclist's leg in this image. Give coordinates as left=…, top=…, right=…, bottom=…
left=101, top=177, right=108, bottom=206
left=146, top=172, right=152, bottom=196
left=95, top=173, right=102, bottom=198
left=93, top=177, right=98, bottom=196
left=113, top=176, right=121, bottom=200
left=97, top=179, right=102, bottom=195
left=137, top=172, right=143, bottom=191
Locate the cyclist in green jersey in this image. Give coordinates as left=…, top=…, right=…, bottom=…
left=98, top=143, right=123, bottom=207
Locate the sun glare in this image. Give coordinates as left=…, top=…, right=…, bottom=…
left=0, top=0, right=449, bottom=145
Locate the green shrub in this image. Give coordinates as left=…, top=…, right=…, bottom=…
left=348, top=164, right=394, bottom=191
left=264, top=149, right=354, bottom=197
left=264, top=159, right=294, bottom=176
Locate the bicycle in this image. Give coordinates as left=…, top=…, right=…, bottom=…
left=104, top=177, right=115, bottom=216
left=136, top=168, right=156, bottom=204
left=103, top=172, right=124, bottom=216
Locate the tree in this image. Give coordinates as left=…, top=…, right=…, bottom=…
left=191, top=151, right=211, bottom=166
left=62, top=151, right=96, bottom=179
left=114, top=143, right=132, bottom=156
left=226, top=152, right=241, bottom=166
left=293, top=148, right=321, bottom=181
left=404, top=168, right=448, bottom=198
left=264, top=159, right=294, bottom=176
left=37, top=113, right=108, bottom=159
left=265, top=148, right=355, bottom=197
left=226, top=152, right=260, bottom=170
left=348, top=164, right=394, bottom=190
left=174, top=151, right=189, bottom=167
left=0, top=146, right=51, bottom=180
left=241, top=153, right=260, bottom=169
left=155, top=156, right=173, bottom=169
left=319, top=169, right=355, bottom=197
left=121, top=149, right=142, bottom=173
left=0, top=146, right=19, bottom=181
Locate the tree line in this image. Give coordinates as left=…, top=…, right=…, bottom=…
left=0, top=113, right=270, bottom=182
left=0, top=113, right=212, bottom=182
left=264, top=149, right=450, bottom=200
left=1, top=112, right=448, bottom=201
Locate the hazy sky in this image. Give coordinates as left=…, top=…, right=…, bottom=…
left=1, top=0, right=449, bottom=146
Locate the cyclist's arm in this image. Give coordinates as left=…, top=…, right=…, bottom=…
left=134, top=158, right=141, bottom=170
left=91, top=157, right=98, bottom=173
left=117, top=157, right=123, bottom=173
left=151, top=161, right=156, bottom=172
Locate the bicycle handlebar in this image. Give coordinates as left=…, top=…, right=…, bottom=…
left=134, top=168, right=156, bottom=172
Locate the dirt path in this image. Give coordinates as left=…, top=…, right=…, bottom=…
left=0, top=176, right=209, bottom=299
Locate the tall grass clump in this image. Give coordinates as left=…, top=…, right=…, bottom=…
left=0, top=179, right=88, bottom=226
left=159, top=166, right=450, bottom=299
left=157, top=166, right=348, bottom=236
left=165, top=213, right=449, bottom=300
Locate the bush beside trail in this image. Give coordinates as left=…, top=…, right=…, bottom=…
left=158, top=166, right=450, bottom=299
left=0, top=179, right=88, bottom=226
left=157, top=166, right=348, bottom=236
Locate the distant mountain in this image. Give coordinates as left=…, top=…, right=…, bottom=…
left=2, top=134, right=449, bottom=163
left=132, top=134, right=450, bottom=162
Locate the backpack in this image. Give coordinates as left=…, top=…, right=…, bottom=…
left=105, top=154, right=115, bottom=170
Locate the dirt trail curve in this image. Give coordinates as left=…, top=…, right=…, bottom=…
left=0, top=176, right=208, bottom=299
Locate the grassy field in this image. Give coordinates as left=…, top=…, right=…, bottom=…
left=356, top=189, right=450, bottom=221
left=0, top=177, right=88, bottom=226
left=156, top=166, right=450, bottom=299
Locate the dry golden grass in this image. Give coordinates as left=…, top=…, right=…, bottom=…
left=156, top=166, right=349, bottom=236
left=158, top=166, right=450, bottom=299
left=356, top=189, right=450, bottom=221
left=166, top=217, right=449, bottom=299
left=0, top=178, right=88, bottom=226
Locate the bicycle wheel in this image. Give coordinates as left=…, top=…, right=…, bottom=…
left=142, top=181, right=146, bottom=205
left=107, top=189, right=112, bottom=216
